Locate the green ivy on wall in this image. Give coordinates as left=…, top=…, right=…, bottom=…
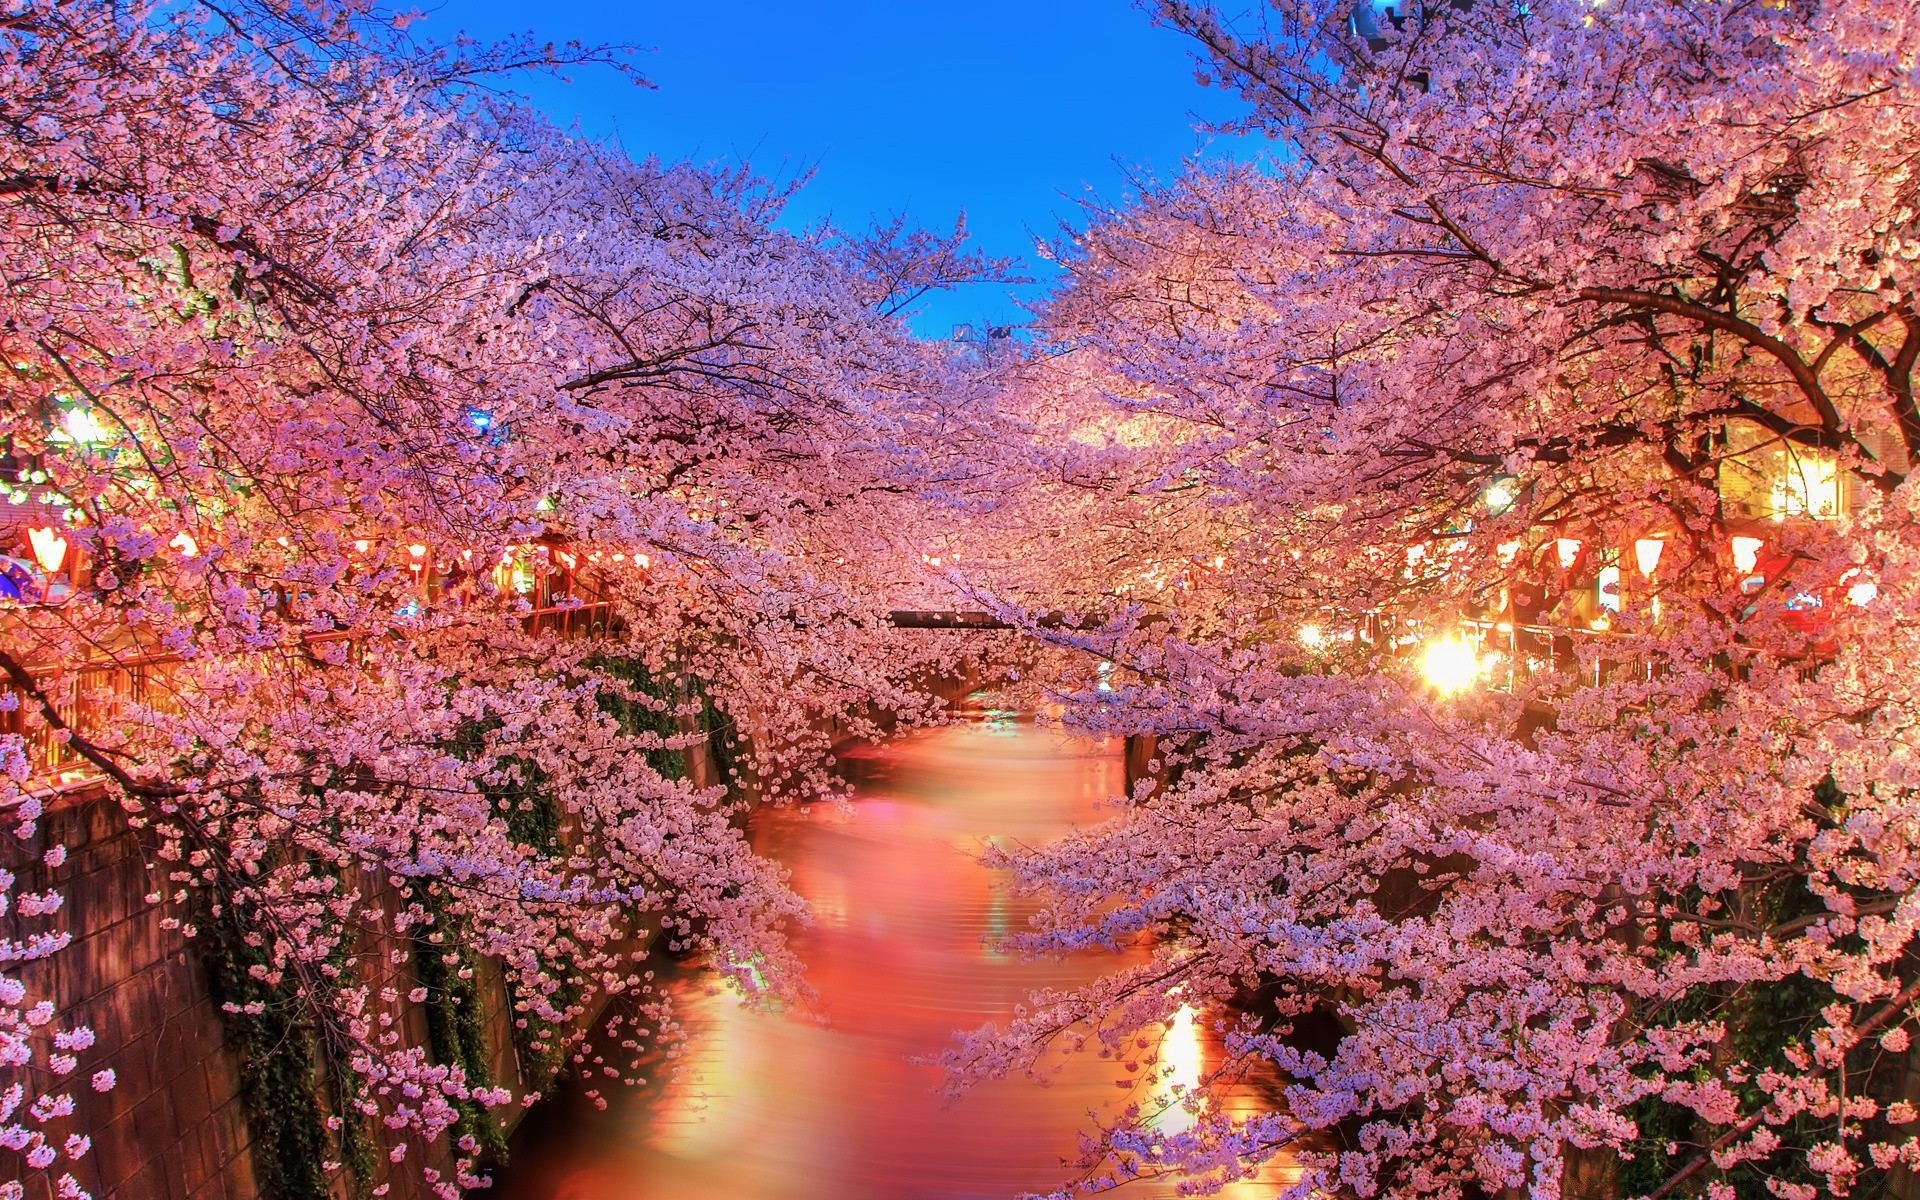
left=176, top=663, right=745, bottom=1200
left=415, top=924, right=510, bottom=1166
left=694, top=675, right=752, bottom=804
left=588, top=654, right=687, bottom=780
left=192, top=888, right=340, bottom=1200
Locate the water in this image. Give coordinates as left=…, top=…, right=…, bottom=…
left=493, top=716, right=1298, bottom=1199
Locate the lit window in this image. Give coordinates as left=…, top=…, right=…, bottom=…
left=1720, top=422, right=1844, bottom=522
left=1596, top=565, right=1621, bottom=613
left=1768, top=450, right=1839, bottom=521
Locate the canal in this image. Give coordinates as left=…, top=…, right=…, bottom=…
left=494, top=714, right=1296, bottom=1199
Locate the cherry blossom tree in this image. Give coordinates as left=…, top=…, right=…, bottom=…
left=951, top=3, right=1920, bottom=1199
left=0, top=2, right=1006, bottom=1195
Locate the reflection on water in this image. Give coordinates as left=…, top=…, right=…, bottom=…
left=493, top=717, right=1297, bottom=1200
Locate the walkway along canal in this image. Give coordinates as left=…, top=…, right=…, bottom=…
left=491, top=714, right=1301, bottom=1199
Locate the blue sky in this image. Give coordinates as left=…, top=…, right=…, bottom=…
left=433, top=1, right=1257, bottom=337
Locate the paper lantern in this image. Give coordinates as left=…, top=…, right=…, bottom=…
left=25, top=526, right=67, bottom=573
left=1633, top=537, right=1665, bottom=577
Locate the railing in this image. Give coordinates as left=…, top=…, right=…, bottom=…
left=1458, top=616, right=1831, bottom=694
left=0, top=654, right=189, bottom=792
left=523, top=602, right=617, bottom=640
left=1458, top=617, right=1643, bottom=691
left=2, top=602, right=614, bottom=797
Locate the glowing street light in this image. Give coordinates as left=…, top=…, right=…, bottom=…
left=1420, top=635, right=1482, bottom=694
left=1731, top=535, right=1764, bottom=575
left=60, top=405, right=108, bottom=445
left=1298, top=624, right=1326, bottom=650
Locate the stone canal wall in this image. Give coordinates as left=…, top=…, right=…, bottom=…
left=5, top=788, right=260, bottom=1200
left=4, top=724, right=729, bottom=1200
left=8, top=669, right=995, bottom=1200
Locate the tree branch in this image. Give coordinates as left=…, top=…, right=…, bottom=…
left=1645, top=972, right=1920, bottom=1200
left=1580, top=287, right=1842, bottom=434
left=0, top=649, right=184, bottom=800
